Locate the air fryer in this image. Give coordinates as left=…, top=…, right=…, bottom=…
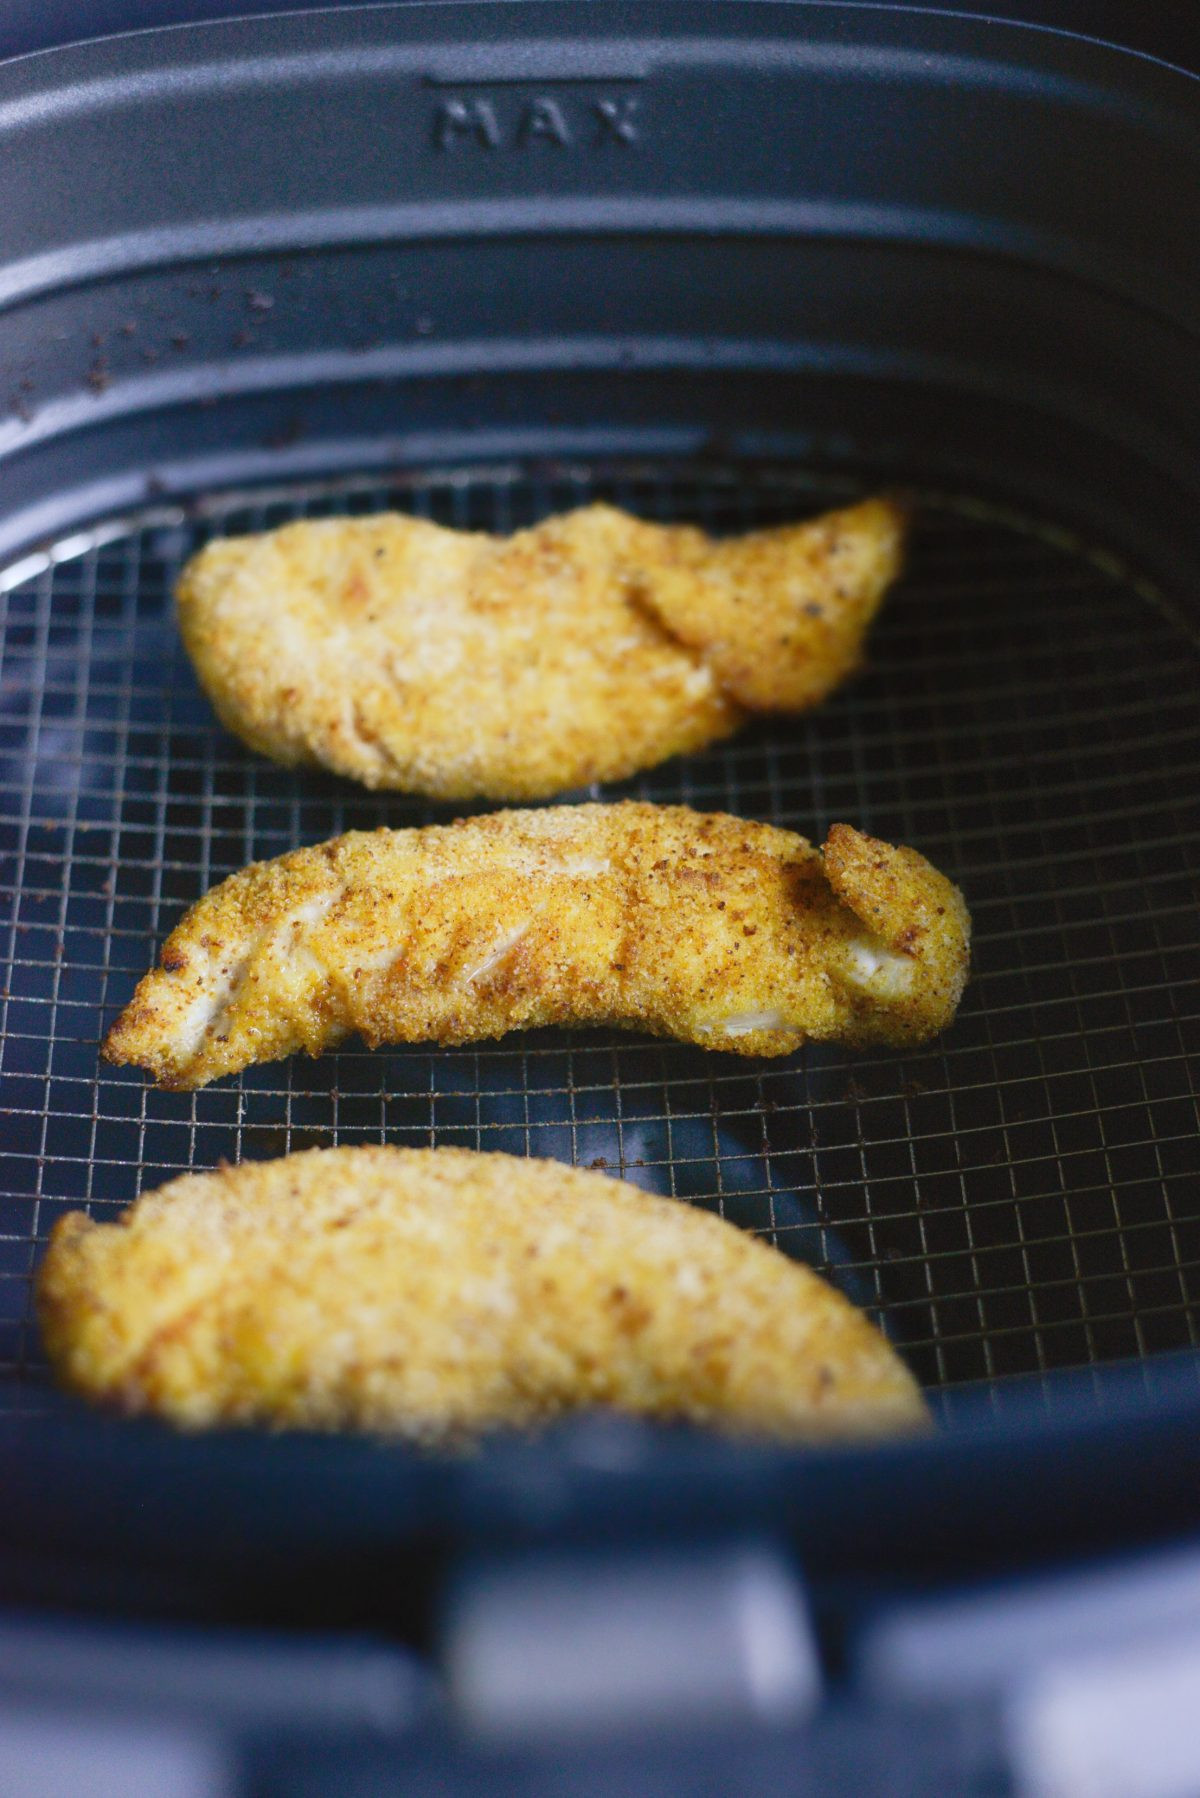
left=0, top=2, right=1199, bottom=1789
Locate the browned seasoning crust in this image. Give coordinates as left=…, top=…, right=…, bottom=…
left=36, top=1146, right=927, bottom=1441
left=103, top=803, right=970, bottom=1090
left=176, top=497, right=907, bottom=799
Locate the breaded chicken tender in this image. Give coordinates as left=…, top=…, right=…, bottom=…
left=36, top=1146, right=926, bottom=1441
left=177, top=497, right=906, bottom=798
left=104, top=804, right=970, bottom=1090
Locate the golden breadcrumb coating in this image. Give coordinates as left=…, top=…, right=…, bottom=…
left=36, top=1146, right=926, bottom=1441
left=103, top=803, right=970, bottom=1090
left=176, top=498, right=907, bottom=799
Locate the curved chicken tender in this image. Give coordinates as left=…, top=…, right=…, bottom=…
left=103, top=804, right=970, bottom=1090
left=177, top=497, right=906, bottom=799
left=36, top=1146, right=926, bottom=1441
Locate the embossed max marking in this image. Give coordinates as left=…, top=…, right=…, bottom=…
left=431, top=91, right=641, bottom=150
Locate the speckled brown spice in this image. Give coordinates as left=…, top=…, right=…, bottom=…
left=103, top=803, right=970, bottom=1090
left=36, top=1145, right=927, bottom=1442
left=175, top=497, right=907, bottom=800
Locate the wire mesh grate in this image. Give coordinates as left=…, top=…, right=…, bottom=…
left=1, top=462, right=1198, bottom=1414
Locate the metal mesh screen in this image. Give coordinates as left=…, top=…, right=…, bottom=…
left=2, top=463, right=1199, bottom=1414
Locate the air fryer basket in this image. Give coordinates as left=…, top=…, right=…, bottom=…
left=1, top=1, right=1199, bottom=1612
